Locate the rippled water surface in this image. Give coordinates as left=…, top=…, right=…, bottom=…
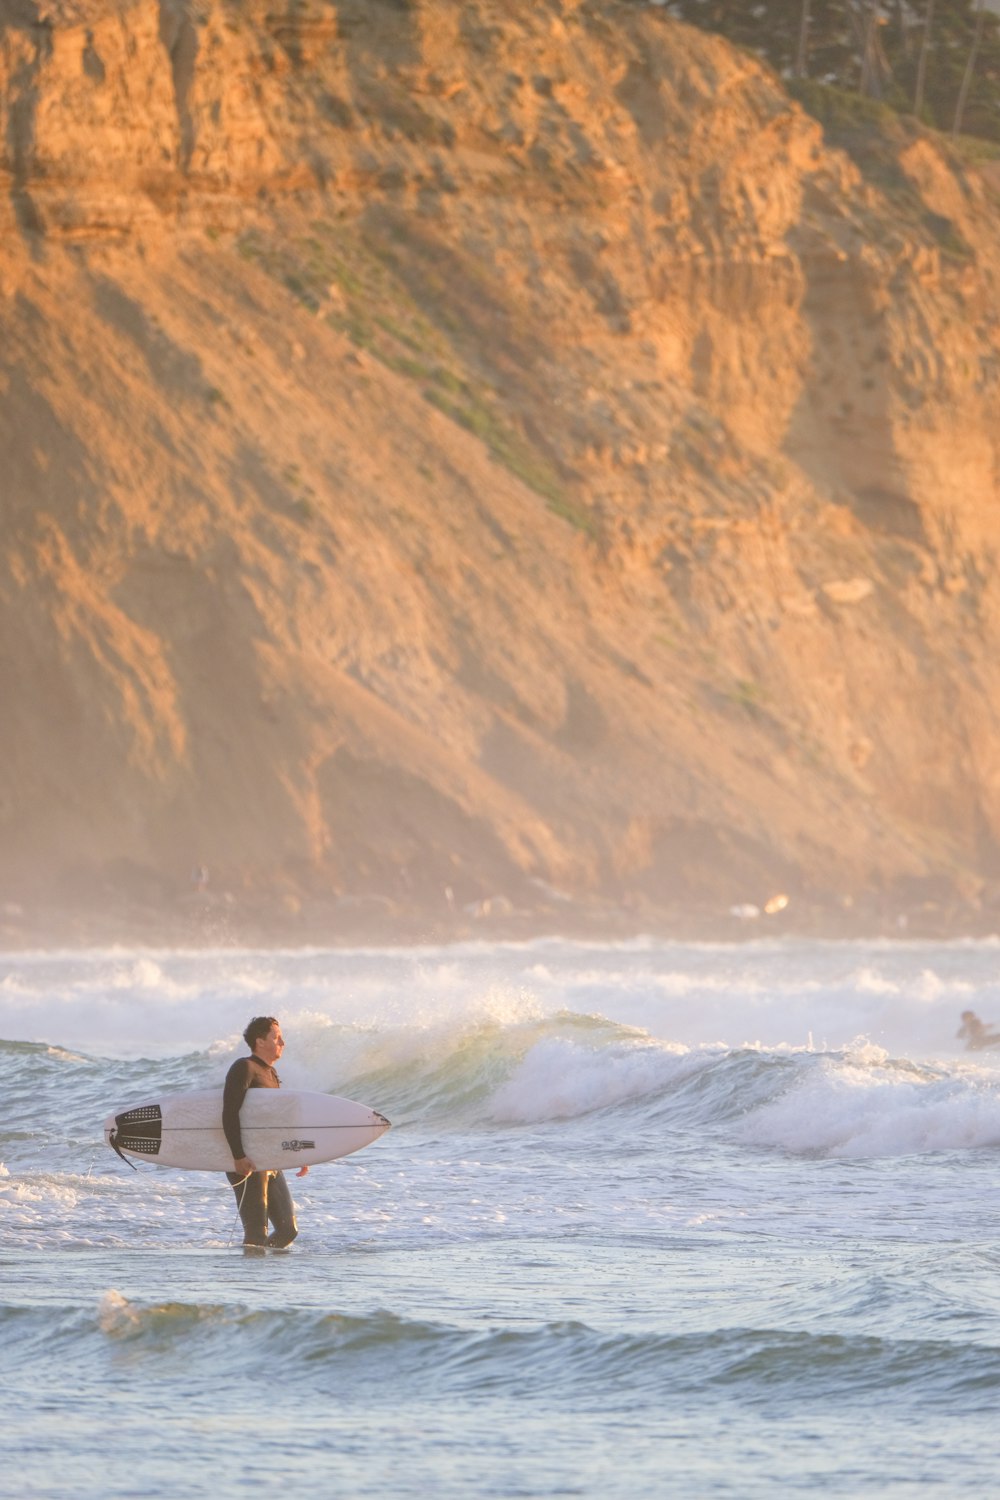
left=3, top=938, right=1000, bottom=1496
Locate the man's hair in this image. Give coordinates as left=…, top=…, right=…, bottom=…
left=244, top=1015, right=278, bottom=1050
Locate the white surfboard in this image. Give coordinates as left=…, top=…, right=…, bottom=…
left=104, top=1087, right=390, bottom=1172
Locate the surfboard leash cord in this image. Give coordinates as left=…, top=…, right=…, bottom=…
left=106, top=1127, right=139, bottom=1170
left=227, top=1171, right=253, bottom=1248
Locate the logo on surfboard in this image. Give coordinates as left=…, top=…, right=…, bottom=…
left=281, top=1138, right=316, bottom=1151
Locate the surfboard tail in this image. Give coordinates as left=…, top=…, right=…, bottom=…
left=106, top=1127, right=138, bottom=1169
left=106, top=1104, right=163, bottom=1169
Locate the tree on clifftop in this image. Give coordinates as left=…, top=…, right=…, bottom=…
left=654, top=0, right=1000, bottom=144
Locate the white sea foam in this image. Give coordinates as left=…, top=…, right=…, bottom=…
left=738, top=1048, right=1000, bottom=1157
left=98, top=1289, right=140, bottom=1334
left=4, top=936, right=998, bottom=1061
left=487, top=1035, right=699, bottom=1122
left=4, top=939, right=1000, bottom=1178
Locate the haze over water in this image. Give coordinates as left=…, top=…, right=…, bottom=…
left=3, top=937, right=1000, bottom=1497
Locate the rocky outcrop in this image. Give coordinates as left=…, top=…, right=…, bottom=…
left=2, top=0, right=1000, bottom=942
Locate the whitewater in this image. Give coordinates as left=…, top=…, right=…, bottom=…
left=3, top=937, right=1000, bottom=1497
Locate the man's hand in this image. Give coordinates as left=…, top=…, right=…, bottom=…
left=233, top=1156, right=255, bottom=1177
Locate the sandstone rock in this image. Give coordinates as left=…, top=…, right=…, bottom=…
left=1, top=0, right=999, bottom=939
left=821, top=578, right=875, bottom=606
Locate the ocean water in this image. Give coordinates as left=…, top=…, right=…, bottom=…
left=3, top=936, right=1000, bottom=1497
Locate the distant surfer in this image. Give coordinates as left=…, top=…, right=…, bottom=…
left=956, top=1010, right=1000, bottom=1052
left=223, top=1016, right=308, bottom=1250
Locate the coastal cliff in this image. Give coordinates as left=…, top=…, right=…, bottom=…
left=2, top=0, right=1000, bottom=943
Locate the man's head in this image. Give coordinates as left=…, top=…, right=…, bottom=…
left=244, top=1015, right=284, bottom=1063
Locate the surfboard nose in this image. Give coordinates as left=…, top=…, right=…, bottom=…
left=373, top=1111, right=391, bottom=1129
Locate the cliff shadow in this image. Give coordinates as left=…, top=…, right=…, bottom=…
left=331, top=0, right=424, bottom=87
left=783, top=242, right=924, bottom=546
left=157, top=0, right=198, bottom=172
left=2, top=2, right=52, bottom=244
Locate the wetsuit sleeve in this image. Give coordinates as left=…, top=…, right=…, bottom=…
left=222, top=1058, right=252, bottom=1158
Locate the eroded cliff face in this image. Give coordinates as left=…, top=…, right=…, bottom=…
left=2, top=0, right=1000, bottom=941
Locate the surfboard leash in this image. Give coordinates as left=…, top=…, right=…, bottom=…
left=226, top=1171, right=252, bottom=1248
left=106, top=1127, right=139, bottom=1170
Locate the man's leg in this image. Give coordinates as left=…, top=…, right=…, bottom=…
left=227, top=1169, right=269, bottom=1246
left=265, top=1170, right=298, bottom=1248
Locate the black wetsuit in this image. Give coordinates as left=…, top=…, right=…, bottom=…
left=222, top=1054, right=298, bottom=1248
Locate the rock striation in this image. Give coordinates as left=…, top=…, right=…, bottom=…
left=2, top=0, right=1000, bottom=942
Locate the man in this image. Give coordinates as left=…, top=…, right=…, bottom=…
left=223, top=1015, right=308, bottom=1249
left=957, top=1009, right=1000, bottom=1051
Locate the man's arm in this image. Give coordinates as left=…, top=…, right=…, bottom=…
left=222, top=1058, right=254, bottom=1170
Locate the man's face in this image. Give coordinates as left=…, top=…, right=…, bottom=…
left=254, top=1022, right=285, bottom=1065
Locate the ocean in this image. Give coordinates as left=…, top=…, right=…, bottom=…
left=3, top=936, right=1000, bottom=1497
